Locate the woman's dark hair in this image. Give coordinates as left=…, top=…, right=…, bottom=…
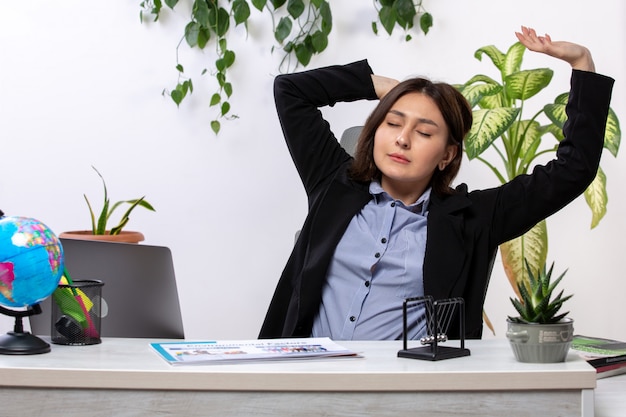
left=349, top=77, right=472, bottom=196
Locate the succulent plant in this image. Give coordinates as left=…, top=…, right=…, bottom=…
left=508, top=260, right=572, bottom=324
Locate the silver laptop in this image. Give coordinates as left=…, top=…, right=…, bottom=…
left=29, top=238, right=185, bottom=339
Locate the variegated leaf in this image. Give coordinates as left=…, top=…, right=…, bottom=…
left=459, top=83, right=502, bottom=108
left=584, top=167, right=607, bottom=229
left=502, top=42, right=525, bottom=77
left=505, top=68, right=553, bottom=101
left=540, top=123, right=564, bottom=141
left=510, top=120, right=542, bottom=171
left=500, top=221, right=548, bottom=299
left=544, top=102, right=567, bottom=129
left=474, top=45, right=505, bottom=72
left=466, top=107, right=520, bottom=159
left=604, top=108, right=621, bottom=157
left=478, top=92, right=505, bottom=110
left=554, top=92, right=569, bottom=105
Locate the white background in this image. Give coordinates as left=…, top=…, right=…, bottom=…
left=1, top=1, right=625, bottom=342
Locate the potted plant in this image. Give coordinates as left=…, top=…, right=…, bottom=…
left=455, top=40, right=621, bottom=332
left=60, top=166, right=155, bottom=244
left=506, top=260, right=573, bottom=363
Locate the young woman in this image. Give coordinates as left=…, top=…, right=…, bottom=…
left=259, top=27, right=614, bottom=340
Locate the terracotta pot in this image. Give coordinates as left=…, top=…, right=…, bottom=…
left=59, top=230, right=145, bottom=244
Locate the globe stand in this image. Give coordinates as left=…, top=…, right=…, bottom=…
left=0, top=304, right=51, bottom=355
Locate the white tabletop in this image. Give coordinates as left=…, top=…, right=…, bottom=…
left=0, top=338, right=596, bottom=392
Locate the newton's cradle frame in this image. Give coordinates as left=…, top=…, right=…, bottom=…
left=397, top=296, right=471, bottom=361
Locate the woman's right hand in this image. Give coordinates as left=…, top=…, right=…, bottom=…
left=515, top=26, right=595, bottom=72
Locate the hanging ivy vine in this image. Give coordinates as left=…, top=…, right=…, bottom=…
left=139, top=0, right=433, bottom=134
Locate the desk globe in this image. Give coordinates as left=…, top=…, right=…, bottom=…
left=0, top=213, right=64, bottom=354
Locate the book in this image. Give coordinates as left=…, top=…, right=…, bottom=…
left=571, top=335, right=626, bottom=379
left=150, top=337, right=359, bottom=366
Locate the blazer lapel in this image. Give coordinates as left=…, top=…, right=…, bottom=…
left=423, top=191, right=473, bottom=300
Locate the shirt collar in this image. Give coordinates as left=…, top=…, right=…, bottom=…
left=369, top=181, right=431, bottom=215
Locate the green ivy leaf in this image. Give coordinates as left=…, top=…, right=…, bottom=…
left=211, top=120, right=221, bottom=134
left=164, top=0, right=178, bottom=8
left=270, top=0, right=287, bottom=8
left=287, top=0, right=305, bottom=18
left=210, top=93, right=221, bottom=106
left=175, top=64, right=184, bottom=73
left=192, top=0, right=210, bottom=27
left=223, top=50, right=236, bottom=67
left=319, top=0, right=332, bottom=35
left=197, top=27, right=211, bottom=49
left=184, top=22, right=200, bottom=47
left=393, top=0, right=416, bottom=29
left=221, top=101, right=231, bottom=116
left=295, top=42, right=312, bottom=66
left=419, top=12, right=432, bottom=35
left=275, top=16, right=293, bottom=43
left=171, top=89, right=183, bottom=106
left=378, top=5, right=396, bottom=35
left=310, top=30, right=328, bottom=52
left=251, top=0, right=267, bottom=11
left=224, top=82, right=233, bottom=97
left=233, top=0, right=251, bottom=25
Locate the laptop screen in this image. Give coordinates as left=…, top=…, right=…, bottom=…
left=29, top=238, right=185, bottom=339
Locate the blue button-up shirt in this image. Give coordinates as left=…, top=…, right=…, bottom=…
left=311, top=181, right=429, bottom=340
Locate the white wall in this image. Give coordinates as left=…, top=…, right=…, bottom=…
left=1, top=0, right=625, bottom=342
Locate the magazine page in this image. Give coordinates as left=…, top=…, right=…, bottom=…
left=150, top=337, right=358, bottom=365
left=571, top=335, right=626, bottom=358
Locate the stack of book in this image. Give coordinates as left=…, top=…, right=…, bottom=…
left=571, top=335, right=626, bottom=379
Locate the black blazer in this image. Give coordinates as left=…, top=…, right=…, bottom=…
left=260, top=60, right=614, bottom=340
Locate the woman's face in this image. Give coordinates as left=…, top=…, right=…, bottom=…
left=373, top=92, right=457, bottom=204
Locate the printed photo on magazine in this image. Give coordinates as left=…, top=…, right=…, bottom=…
left=150, top=337, right=359, bottom=365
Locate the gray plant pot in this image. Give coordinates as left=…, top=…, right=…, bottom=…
left=505, top=317, right=574, bottom=363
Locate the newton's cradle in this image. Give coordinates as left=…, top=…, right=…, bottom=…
left=397, top=296, right=471, bottom=361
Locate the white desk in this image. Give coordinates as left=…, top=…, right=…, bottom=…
left=0, top=338, right=619, bottom=417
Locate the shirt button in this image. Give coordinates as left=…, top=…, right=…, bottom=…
left=365, top=281, right=370, bottom=287
left=381, top=238, right=387, bottom=244
left=391, top=202, right=396, bottom=207
left=374, top=252, right=380, bottom=258
left=350, top=316, right=356, bottom=322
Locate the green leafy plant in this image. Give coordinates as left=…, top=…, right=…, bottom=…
left=455, top=40, right=621, bottom=306
left=139, top=0, right=433, bottom=134
left=372, top=0, right=432, bottom=41
left=508, top=260, right=572, bottom=324
left=84, top=166, right=156, bottom=235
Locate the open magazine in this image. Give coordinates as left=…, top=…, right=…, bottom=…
left=150, top=337, right=359, bottom=365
